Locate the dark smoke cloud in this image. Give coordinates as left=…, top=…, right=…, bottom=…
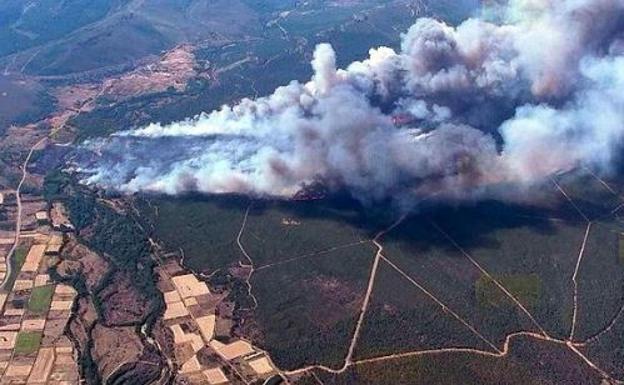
left=78, top=0, right=624, bottom=205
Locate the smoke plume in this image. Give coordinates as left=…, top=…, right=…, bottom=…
left=78, top=0, right=624, bottom=205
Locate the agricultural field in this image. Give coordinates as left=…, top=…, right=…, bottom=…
left=14, top=331, right=42, bottom=356
left=140, top=196, right=378, bottom=368
left=27, top=285, right=54, bottom=314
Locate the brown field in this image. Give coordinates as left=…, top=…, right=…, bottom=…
left=248, top=356, right=274, bottom=375
left=181, top=355, right=202, bottom=373
left=49, top=301, right=72, bottom=311
left=0, top=331, right=17, bottom=349
left=4, top=363, right=32, bottom=377
left=195, top=315, right=216, bottom=342
left=53, top=284, right=75, bottom=296
left=33, top=274, right=49, bottom=287
left=21, top=319, right=45, bottom=331
left=163, top=301, right=189, bottom=321
left=171, top=274, right=210, bottom=299
left=164, top=290, right=182, bottom=304
left=101, top=45, right=198, bottom=100
left=170, top=324, right=204, bottom=353
left=203, top=367, right=229, bottom=384
left=212, top=340, right=254, bottom=361
left=27, top=347, right=55, bottom=383
left=4, top=308, right=25, bottom=317
left=21, top=244, right=46, bottom=273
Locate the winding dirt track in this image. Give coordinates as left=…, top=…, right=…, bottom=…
left=236, top=204, right=258, bottom=311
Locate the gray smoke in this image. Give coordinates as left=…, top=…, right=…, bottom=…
left=79, top=0, right=624, bottom=204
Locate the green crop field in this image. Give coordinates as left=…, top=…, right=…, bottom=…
left=2, top=244, right=29, bottom=293
left=28, top=285, right=55, bottom=314
left=14, top=245, right=28, bottom=268
left=475, top=274, right=542, bottom=309
left=15, top=331, right=42, bottom=356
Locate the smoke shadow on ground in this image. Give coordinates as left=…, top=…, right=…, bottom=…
left=149, top=185, right=589, bottom=257
left=386, top=199, right=585, bottom=256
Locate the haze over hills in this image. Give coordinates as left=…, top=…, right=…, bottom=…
left=0, top=1, right=622, bottom=385
left=0, top=0, right=477, bottom=77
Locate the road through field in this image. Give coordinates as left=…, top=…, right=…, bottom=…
left=0, top=136, right=46, bottom=291
left=0, top=88, right=104, bottom=290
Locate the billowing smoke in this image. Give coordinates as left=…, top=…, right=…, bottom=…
left=78, top=0, right=624, bottom=205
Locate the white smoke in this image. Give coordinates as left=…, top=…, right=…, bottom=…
left=79, top=0, right=624, bottom=204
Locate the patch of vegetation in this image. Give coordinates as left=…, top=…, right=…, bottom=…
left=43, top=169, right=71, bottom=201
left=28, top=284, right=55, bottom=314
left=14, top=331, right=42, bottom=355
left=554, top=171, right=624, bottom=220
left=3, top=245, right=29, bottom=292
left=584, top=311, right=624, bottom=379
left=70, top=88, right=184, bottom=140
left=11, top=90, right=57, bottom=126
left=424, top=200, right=586, bottom=338
left=378, top=216, right=534, bottom=348
left=43, top=172, right=165, bottom=383
left=291, top=374, right=319, bottom=385
left=0, top=0, right=117, bottom=57
left=475, top=274, right=542, bottom=309
left=13, top=245, right=28, bottom=269
left=67, top=0, right=442, bottom=140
